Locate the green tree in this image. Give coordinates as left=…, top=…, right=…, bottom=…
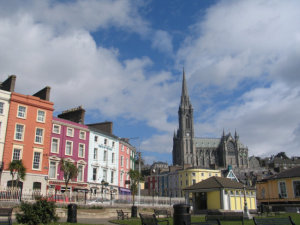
left=128, top=169, right=143, bottom=206
left=8, top=160, right=26, bottom=189
left=59, top=159, right=78, bottom=190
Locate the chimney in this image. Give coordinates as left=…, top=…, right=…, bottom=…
left=0, top=75, right=16, bottom=92
left=58, top=106, right=86, bottom=124
left=33, top=86, right=51, bottom=101
left=87, top=122, right=113, bottom=134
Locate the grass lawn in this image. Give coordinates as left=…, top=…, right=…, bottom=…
left=110, top=213, right=300, bottom=225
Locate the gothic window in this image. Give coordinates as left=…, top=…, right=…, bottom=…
left=186, top=115, right=190, bottom=129
left=227, top=142, right=235, bottom=155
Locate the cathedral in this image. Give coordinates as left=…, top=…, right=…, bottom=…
left=172, top=71, right=249, bottom=169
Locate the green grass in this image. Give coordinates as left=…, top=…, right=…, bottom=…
left=110, top=213, right=300, bottom=225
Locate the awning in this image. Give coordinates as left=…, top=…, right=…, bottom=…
left=119, top=187, right=131, bottom=193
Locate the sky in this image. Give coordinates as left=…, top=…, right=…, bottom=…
left=1, top=0, right=300, bottom=164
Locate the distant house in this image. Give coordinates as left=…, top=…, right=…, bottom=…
left=256, top=166, right=300, bottom=206
left=184, top=176, right=256, bottom=214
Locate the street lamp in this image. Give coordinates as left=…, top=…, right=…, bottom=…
left=243, top=185, right=250, bottom=220
left=110, top=186, right=115, bottom=206
left=101, top=179, right=108, bottom=203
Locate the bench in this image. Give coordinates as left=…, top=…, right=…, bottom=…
left=253, top=216, right=296, bottom=225
left=116, top=209, right=129, bottom=220
left=206, top=211, right=243, bottom=221
left=154, top=209, right=171, bottom=218
left=0, top=208, right=13, bottom=225
left=191, top=219, right=221, bottom=225
left=139, top=213, right=169, bottom=225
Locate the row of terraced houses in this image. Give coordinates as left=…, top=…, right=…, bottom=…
left=0, top=75, right=135, bottom=197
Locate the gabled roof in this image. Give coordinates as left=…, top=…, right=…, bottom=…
left=261, top=166, right=300, bottom=181
left=183, top=176, right=254, bottom=191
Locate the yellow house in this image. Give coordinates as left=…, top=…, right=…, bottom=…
left=178, top=168, right=221, bottom=196
left=256, top=166, right=300, bottom=205
left=184, top=176, right=256, bottom=214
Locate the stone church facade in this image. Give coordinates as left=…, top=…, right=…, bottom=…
left=172, top=71, right=249, bottom=169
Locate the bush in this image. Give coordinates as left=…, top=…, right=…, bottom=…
left=16, top=198, right=59, bottom=225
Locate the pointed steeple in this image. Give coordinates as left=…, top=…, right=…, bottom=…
left=180, top=68, right=190, bottom=107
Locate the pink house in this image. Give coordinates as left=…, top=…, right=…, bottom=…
left=48, top=107, right=89, bottom=192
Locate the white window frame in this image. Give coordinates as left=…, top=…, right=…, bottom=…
left=278, top=181, right=288, bottom=198
left=49, top=161, right=58, bottom=179
left=293, top=180, right=300, bottom=198
left=92, top=167, right=98, bottom=181
left=103, top=169, right=107, bottom=182
left=93, top=148, right=98, bottom=160
left=111, top=171, right=114, bottom=184
left=17, top=105, right=27, bottom=119
left=77, top=164, right=84, bottom=182
left=66, top=127, right=74, bottom=137
left=112, top=153, right=115, bottom=163
left=103, top=150, right=107, bottom=161
left=78, top=143, right=85, bottom=158
left=79, top=131, right=86, bottom=140
left=12, top=148, right=22, bottom=161
left=0, top=102, right=4, bottom=114
left=14, top=124, right=25, bottom=141
left=126, top=158, right=129, bottom=169
left=127, top=147, right=129, bottom=154
left=104, top=139, right=107, bottom=145
left=32, top=149, right=43, bottom=170
left=36, top=110, right=46, bottom=123
left=34, top=127, right=44, bottom=144
left=65, top=141, right=73, bottom=156
left=51, top=138, right=60, bottom=153
left=52, top=124, right=61, bottom=134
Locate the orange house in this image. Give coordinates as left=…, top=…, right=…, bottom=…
left=1, top=87, right=54, bottom=194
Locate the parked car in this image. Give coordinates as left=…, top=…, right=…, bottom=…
left=87, top=198, right=111, bottom=205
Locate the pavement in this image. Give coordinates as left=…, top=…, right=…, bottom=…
left=58, top=217, right=117, bottom=225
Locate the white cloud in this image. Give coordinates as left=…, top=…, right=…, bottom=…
left=177, top=0, right=300, bottom=89
left=141, top=134, right=173, bottom=153
left=151, top=30, right=173, bottom=54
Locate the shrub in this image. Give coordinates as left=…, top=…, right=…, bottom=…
left=16, top=198, right=59, bottom=225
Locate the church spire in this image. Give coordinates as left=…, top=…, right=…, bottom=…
left=180, top=68, right=190, bottom=107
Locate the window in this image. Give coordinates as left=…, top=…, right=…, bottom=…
left=120, top=172, right=123, bottom=184
left=121, top=156, right=124, bottom=167
left=77, top=165, right=83, bottom=182
left=49, top=161, right=57, bottom=179
left=112, top=153, right=115, bottom=163
left=13, top=148, right=21, bottom=160
left=66, top=127, right=74, bottom=137
left=127, top=147, right=129, bottom=154
left=65, top=141, right=73, bottom=155
left=112, top=142, right=115, bottom=147
left=293, top=181, right=300, bottom=197
left=37, top=110, right=45, bottom=122
left=51, top=138, right=59, bottom=153
left=52, top=124, right=61, bottom=134
left=279, top=181, right=287, bottom=198
left=186, top=180, right=188, bottom=186
left=35, top=128, right=44, bottom=144
left=126, top=158, right=129, bottom=169
left=192, top=172, right=196, bottom=177
left=33, top=182, right=41, bottom=190
left=121, top=145, right=124, bottom=151
left=0, top=102, right=4, bottom=114
left=93, top=148, right=98, bottom=160
left=103, top=169, right=107, bottom=181
left=94, top=136, right=98, bottom=142
left=78, top=144, right=85, bottom=158
left=192, top=179, right=196, bottom=184
left=33, top=152, right=41, bottom=169
left=103, top=151, right=107, bottom=161
left=79, top=131, right=86, bottom=140
left=111, top=171, right=114, bottom=183
left=104, top=139, right=107, bottom=145
left=17, top=105, right=26, bottom=118
left=93, top=168, right=97, bottom=181
left=15, top=124, right=24, bottom=140
left=201, top=173, right=204, bottom=176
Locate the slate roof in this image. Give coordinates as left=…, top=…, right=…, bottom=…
left=183, top=176, right=254, bottom=191
left=261, top=166, right=300, bottom=181
left=194, top=137, right=246, bottom=148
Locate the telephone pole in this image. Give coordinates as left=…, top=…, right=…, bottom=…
left=138, top=151, right=141, bottom=205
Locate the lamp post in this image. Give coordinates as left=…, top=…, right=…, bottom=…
left=243, top=185, right=250, bottom=220
left=110, top=186, right=114, bottom=206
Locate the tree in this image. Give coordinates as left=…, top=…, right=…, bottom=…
left=59, top=159, right=78, bottom=191
left=8, top=160, right=26, bottom=189
left=128, top=169, right=143, bottom=206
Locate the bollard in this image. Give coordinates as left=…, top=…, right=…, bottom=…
left=131, top=205, right=137, bottom=218
left=67, top=203, right=77, bottom=223
left=173, top=204, right=191, bottom=225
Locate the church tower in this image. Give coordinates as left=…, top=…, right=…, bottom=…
left=173, top=70, right=195, bottom=166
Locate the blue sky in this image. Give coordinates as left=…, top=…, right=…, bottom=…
left=1, top=0, right=300, bottom=164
